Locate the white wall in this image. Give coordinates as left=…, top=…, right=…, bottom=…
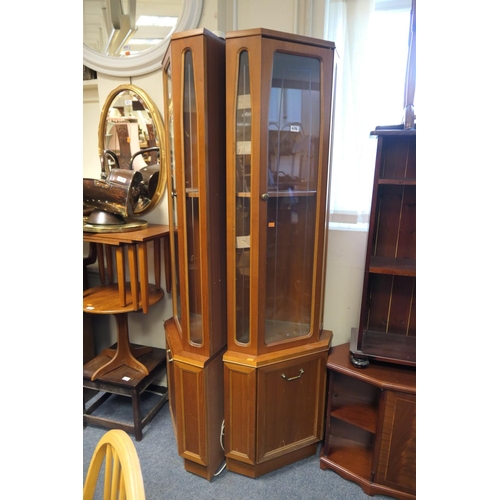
left=83, top=0, right=368, bottom=378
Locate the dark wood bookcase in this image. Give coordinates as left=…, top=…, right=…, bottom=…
left=351, top=128, right=416, bottom=367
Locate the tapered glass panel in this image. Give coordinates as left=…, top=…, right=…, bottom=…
left=235, top=50, right=251, bottom=344
left=183, top=49, right=202, bottom=346
left=166, top=60, right=182, bottom=331
left=264, top=52, right=321, bottom=344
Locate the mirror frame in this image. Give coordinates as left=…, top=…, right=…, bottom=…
left=98, top=84, right=167, bottom=216
left=83, top=0, right=203, bottom=77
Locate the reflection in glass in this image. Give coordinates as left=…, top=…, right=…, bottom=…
left=183, top=50, right=202, bottom=346
left=235, top=50, right=251, bottom=345
left=264, top=52, right=321, bottom=345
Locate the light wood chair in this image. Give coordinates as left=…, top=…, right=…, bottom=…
left=83, top=429, right=146, bottom=500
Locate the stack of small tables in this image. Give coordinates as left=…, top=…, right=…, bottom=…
left=83, top=224, right=170, bottom=441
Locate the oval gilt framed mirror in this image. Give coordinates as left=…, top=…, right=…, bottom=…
left=83, top=0, right=203, bottom=77
left=96, top=83, right=166, bottom=216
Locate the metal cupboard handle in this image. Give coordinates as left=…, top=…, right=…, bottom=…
left=281, top=369, right=304, bottom=381
left=166, top=349, right=173, bottom=363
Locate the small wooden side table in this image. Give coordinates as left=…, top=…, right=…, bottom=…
left=83, top=224, right=170, bottom=438
left=83, top=224, right=170, bottom=380
left=83, top=223, right=171, bottom=314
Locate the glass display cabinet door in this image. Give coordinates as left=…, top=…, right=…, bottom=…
left=230, top=33, right=335, bottom=355
left=263, top=52, right=321, bottom=346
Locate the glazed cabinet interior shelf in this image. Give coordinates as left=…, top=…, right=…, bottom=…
left=351, top=128, right=416, bottom=367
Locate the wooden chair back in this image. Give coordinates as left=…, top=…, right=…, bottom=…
left=83, top=429, right=146, bottom=500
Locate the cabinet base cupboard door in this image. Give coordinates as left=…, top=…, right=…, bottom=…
left=224, top=330, right=332, bottom=478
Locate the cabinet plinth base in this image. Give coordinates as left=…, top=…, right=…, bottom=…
left=319, top=455, right=415, bottom=500
left=183, top=457, right=225, bottom=481
left=226, top=443, right=318, bottom=478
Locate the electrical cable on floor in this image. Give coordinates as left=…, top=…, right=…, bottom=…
left=214, top=419, right=226, bottom=476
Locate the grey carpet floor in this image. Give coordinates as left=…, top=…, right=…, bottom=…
left=83, top=391, right=395, bottom=500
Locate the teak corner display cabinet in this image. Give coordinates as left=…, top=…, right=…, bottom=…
left=162, top=28, right=226, bottom=480
left=351, top=128, right=416, bottom=368
left=223, top=28, right=336, bottom=478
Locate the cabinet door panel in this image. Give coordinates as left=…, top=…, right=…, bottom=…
left=375, top=391, right=416, bottom=494
left=173, top=361, right=207, bottom=465
left=256, top=352, right=327, bottom=463
left=224, top=363, right=257, bottom=464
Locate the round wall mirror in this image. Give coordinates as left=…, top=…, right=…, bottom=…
left=83, top=0, right=203, bottom=77
left=95, top=83, right=166, bottom=217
